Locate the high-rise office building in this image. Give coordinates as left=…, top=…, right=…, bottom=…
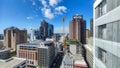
left=4, top=27, right=27, bottom=51
left=48, top=24, right=54, bottom=37
left=0, top=34, right=3, bottom=40
left=30, top=29, right=40, bottom=41
left=17, top=40, right=55, bottom=68
left=94, top=0, right=120, bottom=68
left=40, top=20, right=54, bottom=40
left=38, top=41, right=55, bottom=68
left=40, top=20, right=48, bottom=40
left=69, top=14, right=86, bottom=44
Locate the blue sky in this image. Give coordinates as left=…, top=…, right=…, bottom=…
left=0, top=0, right=93, bottom=34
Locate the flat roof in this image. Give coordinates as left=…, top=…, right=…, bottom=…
left=0, top=49, right=10, bottom=53
left=18, top=40, right=53, bottom=47
left=43, top=41, right=53, bottom=44
left=0, top=57, right=26, bottom=68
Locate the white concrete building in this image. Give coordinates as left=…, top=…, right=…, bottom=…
left=60, top=53, right=74, bottom=68
left=94, top=0, right=120, bottom=68
left=69, top=44, right=77, bottom=55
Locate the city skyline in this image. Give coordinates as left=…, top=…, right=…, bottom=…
left=0, top=0, right=93, bottom=34
left=1, top=0, right=120, bottom=68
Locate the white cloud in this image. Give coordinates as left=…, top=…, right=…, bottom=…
left=40, top=0, right=48, bottom=7
left=49, top=0, right=61, bottom=7
left=39, top=0, right=67, bottom=19
left=41, top=8, right=54, bottom=19
left=26, top=16, right=34, bottom=20
left=55, top=6, right=67, bottom=14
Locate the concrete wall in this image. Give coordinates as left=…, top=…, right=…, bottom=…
left=94, top=0, right=120, bottom=68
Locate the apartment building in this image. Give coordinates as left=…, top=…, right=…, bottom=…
left=94, top=0, right=120, bottom=68
left=17, top=40, right=55, bottom=68
left=4, top=27, right=27, bottom=51
left=69, top=14, right=86, bottom=44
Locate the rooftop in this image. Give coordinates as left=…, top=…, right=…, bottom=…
left=0, top=49, right=10, bottom=53
left=0, top=57, right=26, bottom=68
left=18, top=40, right=53, bottom=47
left=18, top=40, right=43, bottom=46
left=5, top=26, right=19, bottom=31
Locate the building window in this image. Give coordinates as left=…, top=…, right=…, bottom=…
left=95, top=0, right=107, bottom=18
left=98, top=47, right=106, bottom=63
left=98, top=24, right=107, bottom=40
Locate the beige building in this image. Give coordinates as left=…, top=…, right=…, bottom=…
left=18, top=44, right=38, bottom=67
left=4, top=27, right=27, bottom=51
left=17, top=40, right=55, bottom=68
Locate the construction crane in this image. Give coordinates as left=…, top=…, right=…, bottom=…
left=62, top=16, right=67, bottom=48
left=62, top=16, right=66, bottom=35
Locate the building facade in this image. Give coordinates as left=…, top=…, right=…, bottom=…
left=69, top=15, right=86, bottom=44
left=30, top=29, right=40, bottom=41
left=38, top=41, right=55, bottom=68
left=40, top=20, right=54, bottom=40
left=86, top=29, right=90, bottom=39
left=48, top=24, right=54, bottom=37
left=94, top=0, right=120, bottom=68
left=4, top=27, right=27, bottom=51
left=0, top=49, right=10, bottom=59
left=84, top=37, right=93, bottom=68
left=0, top=34, right=4, bottom=40
left=17, top=40, right=55, bottom=68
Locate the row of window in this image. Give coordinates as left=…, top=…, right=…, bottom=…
left=97, top=47, right=106, bottom=64
left=95, top=0, right=120, bottom=19
left=20, top=46, right=37, bottom=50
left=96, top=20, right=120, bottom=43
left=95, top=0, right=107, bottom=18
left=96, top=47, right=120, bottom=68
